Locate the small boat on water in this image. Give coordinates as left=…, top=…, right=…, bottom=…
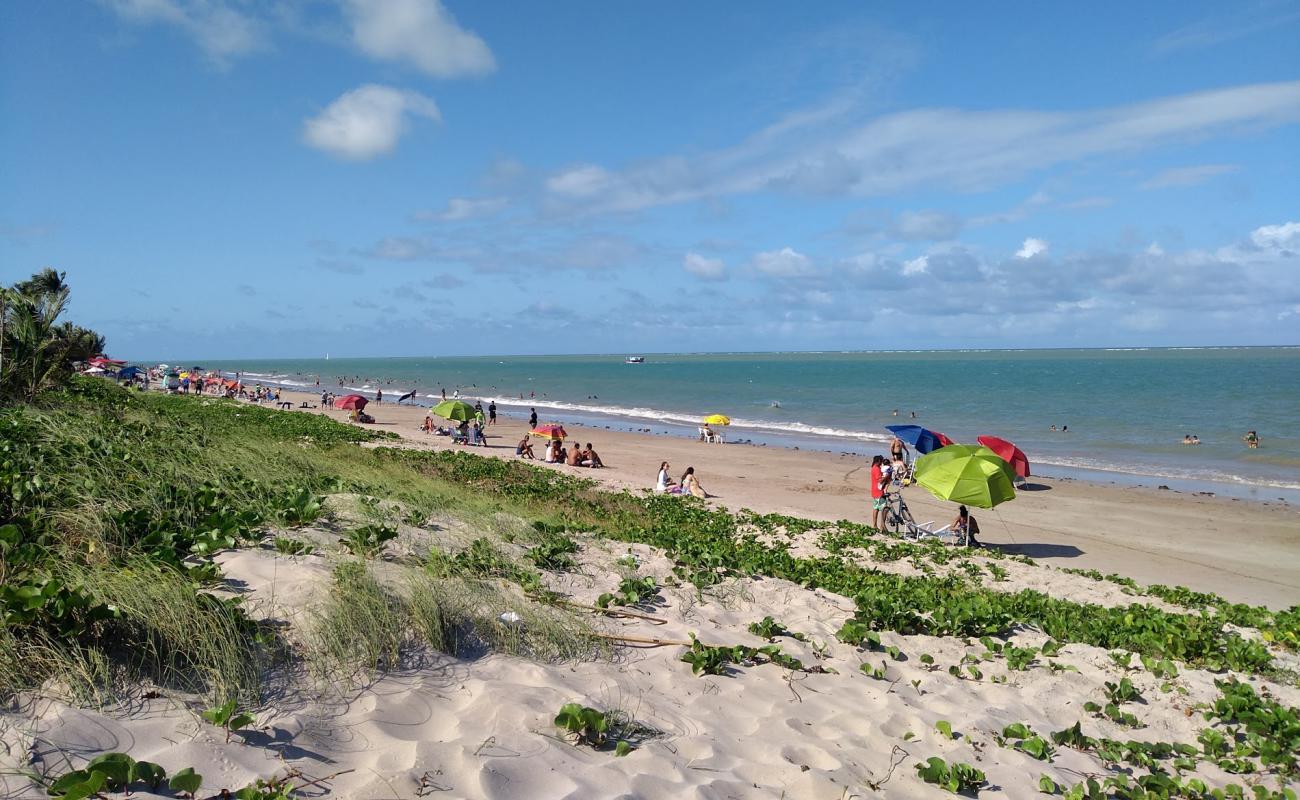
left=624, top=356, right=645, bottom=364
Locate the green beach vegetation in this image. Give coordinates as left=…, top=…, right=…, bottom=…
left=2, top=286, right=1298, bottom=796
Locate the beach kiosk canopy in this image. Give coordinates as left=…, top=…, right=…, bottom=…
left=914, top=444, right=1017, bottom=509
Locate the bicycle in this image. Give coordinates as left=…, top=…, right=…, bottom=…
left=880, top=489, right=915, bottom=536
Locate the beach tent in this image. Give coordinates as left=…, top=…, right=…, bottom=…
left=335, top=394, right=368, bottom=410
left=116, top=366, right=143, bottom=380
left=430, top=400, right=477, bottom=421
left=531, top=424, right=568, bottom=440
left=976, top=435, right=1030, bottom=479
left=914, top=444, right=1017, bottom=509
left=885, top=425, right=951, bottom=455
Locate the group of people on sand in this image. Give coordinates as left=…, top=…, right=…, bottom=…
left=871, top=444, right=980, bottom=547
left=655, top=461, right=709, bottom=498
left=518, top=437, right=604, bottom=468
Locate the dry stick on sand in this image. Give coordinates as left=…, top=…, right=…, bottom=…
left=557, top=601, right=669, bottom=625
left=593, top=632, right=693, bottom=647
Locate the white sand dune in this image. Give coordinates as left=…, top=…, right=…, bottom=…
left=6, top=524, right=1298, bottom=799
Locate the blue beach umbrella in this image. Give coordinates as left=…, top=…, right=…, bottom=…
left=885, top=424, right=953, bottom=455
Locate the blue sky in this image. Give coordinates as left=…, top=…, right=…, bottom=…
left=2, top=1, right=1299, bottom=359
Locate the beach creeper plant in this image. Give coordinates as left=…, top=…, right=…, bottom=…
left=596, top=575, right=662, bottom=609
left=553, top=702, right=634, bottom=756
left=202, top=698, right=256, bottom=742
left=338, top=523, right=398, bottom=558
left=915, top=757, right=986, bottom=795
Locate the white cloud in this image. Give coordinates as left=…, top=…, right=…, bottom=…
left=1250, top=221, right=1300, bottom=251
left=413, top=197, right=508, bottom=222
left=683, top=252, right=727, bottom=281
left=341, top=0, right=495, bottom=78
left=1015, top=238, right=1049, bottom=259
left=902, top=255, right=929, bottom=275
left=546, top=165, right=614, bottom=198
left=1140, top=164, right=1238, bottom=189
left=752, top=247, right=816, bottom=278
left=303, top=85, right=440, bottom=161
left=104, top=0, right=264, bottom=61
left=1146, top=242, right=1165, bottom=256
left=366, top=236, right=433, bottom=261
left=892, top=210, right=962, bottom=241
left=539, top=79, right=1300, bottom=214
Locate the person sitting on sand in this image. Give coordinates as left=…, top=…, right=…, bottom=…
left=421, top=416, right=434, bottom=433
left=581, top=443, right=603, bottom=468
left=952, top=505, right=981, bottom=547
left=566, top=443, right=583, bottom=466
left=680, top=467, right=709, bottom=499
left=655, top=461, right=677, bottom=493
left=516, top=436, right=536, bottom=459
left=543, top=440, right=560, bottom=463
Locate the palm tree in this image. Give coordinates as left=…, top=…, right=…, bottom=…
left=1, top=269, right=104, bottom=404
left=2, top=285, right=70, bottom=402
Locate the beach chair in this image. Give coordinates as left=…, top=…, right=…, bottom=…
left=698, top=426, right=715, bottom=443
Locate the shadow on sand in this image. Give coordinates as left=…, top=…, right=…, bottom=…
left=995, top=542, right=1084, bottom=559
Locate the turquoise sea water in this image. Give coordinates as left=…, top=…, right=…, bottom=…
left=192, top=348, right=1300, bottom=501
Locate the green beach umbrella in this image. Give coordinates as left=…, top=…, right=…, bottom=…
left=913, top=444, right=1017, bottom=509
left=430, top=400, right=477, bottom=422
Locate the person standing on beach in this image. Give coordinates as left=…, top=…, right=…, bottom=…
left=529, top=408, right=538, bottom=428
left=488, top=401, right=497, bottom=425
left=869, top=455, right=888, bottom=529
left=889, top=435, right=910, bottom=465
left=375, top=388, right=382, bottom=404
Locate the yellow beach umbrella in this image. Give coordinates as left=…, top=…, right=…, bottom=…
left=703, top=414, right=731, bottom=426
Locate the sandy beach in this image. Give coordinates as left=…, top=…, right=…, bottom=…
left=283, top=388, right=1299, bottom=610
left=6, top=385, right=1299, bottom=800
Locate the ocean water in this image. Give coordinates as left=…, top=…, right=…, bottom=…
left=192, top=348, right=1300, bottom=501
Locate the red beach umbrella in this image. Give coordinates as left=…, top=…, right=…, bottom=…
left=976, top=435, right=1030, bottom=478
left=335, top=394, right=368, bottom=410
left=933, top=430, right=955, bottom=448
left=530, top=424, right=568, bottom=440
